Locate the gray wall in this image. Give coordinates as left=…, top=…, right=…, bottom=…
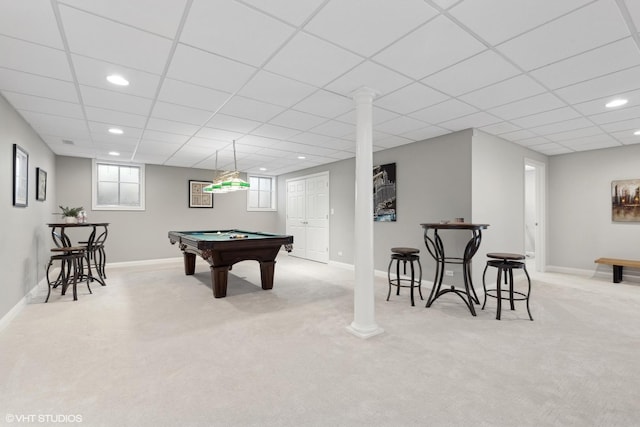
left=1, top=94, right=56, bottom=318
left=548, top=144, right=640, bottom=271
left=55, top=156, right=278, bottom=263
left=277, top=130, right=474, bottom=281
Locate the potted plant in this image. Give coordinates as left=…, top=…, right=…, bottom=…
left=59, top=205, right=83, bottom=224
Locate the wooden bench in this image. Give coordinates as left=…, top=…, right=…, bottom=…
left=594, top=258, right=640, bottom=283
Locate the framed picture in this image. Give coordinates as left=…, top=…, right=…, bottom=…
left=13, top=144, right=28, bottom=207
left=612, top=179, right=640, bottom=222
left=189, top=180, right=213, bottom=208
left=36, top=167, right=47, bottom=201
left=373, top=163, right=396, bottom=222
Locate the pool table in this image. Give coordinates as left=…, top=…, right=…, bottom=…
left=168, top=229, right=293, bottom=298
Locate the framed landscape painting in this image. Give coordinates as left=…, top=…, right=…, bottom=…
left=611, top=179, right=640, bottom=222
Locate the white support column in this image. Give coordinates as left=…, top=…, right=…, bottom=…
left=346, top=87, right=384, bottom=339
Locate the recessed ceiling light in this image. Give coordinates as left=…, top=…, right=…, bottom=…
left=605, top=98, right=628, bottom=108
left=106, top=74, right=129, bottom=86
left=634, top=130, right=640, bottom=136
left=108, top=128, right=123, bottom=135
left=108, top=151, right=120, bottom=156
left=297, top=156, right=306, bottom=160
left=259, top=167, right=267, bottom=171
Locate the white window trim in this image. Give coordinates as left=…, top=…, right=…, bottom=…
left=247, top=175, right=276, bottom=212
left=92, top=159, right=146, bottom=211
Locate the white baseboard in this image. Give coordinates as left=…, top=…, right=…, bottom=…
left=0, top=277, right=46, bottom=333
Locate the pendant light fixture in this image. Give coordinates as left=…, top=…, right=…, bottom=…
left=203, top=141, right=249, bottom=193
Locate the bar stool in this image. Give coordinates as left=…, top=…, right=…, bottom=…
left=387, top=247, right=423, bottom=306
left=482, top=253, right=533, bottom=320
left=45, top=247, right=91, bottom=302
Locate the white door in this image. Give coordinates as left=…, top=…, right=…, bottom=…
left=524, top=159, right=546, bottom=272
left=287, top=179, right=307, bottom=259
left=286, top=172, right=330, bottom=263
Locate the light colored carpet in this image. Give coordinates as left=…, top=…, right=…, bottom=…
left=1, top=254, right=639, bottom=427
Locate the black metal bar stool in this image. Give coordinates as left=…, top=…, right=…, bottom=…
left=482, top=253, right=533, bottom=320
left=45, top=246, right=91, bottom=302
left=387, top=247, right=423, bottom=306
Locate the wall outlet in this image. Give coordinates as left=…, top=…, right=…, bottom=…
left=445, top=270, right=454, bottom=277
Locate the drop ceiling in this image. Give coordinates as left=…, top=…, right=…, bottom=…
left=1, top=0, right=639, bottom=175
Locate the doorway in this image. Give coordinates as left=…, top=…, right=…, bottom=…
left=286, top=171, right=330, bottom=263
left=524, top=159, right=545, bottom=272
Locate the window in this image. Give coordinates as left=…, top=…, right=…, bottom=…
left=247, top=175, right=276, bottom=211
left=92, top=159, right=145, bottom=211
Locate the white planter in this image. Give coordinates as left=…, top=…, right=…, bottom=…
left=64, top=216, right=78, bottom=224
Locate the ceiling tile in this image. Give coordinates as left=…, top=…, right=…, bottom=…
left=524, top=142, right=573, bottom=155
left=195, top=127, right=243, bottom=142
left=500, top=129, right=537, bottom=141
left=561, top=136, right=621, bottom=151
left=0, top=0, right=63, bottom=48
left=151, top=101, right=212, bottom=126
left=0, top=69, right=78, bottom=103
left=80, top=85, right=153, bottom=116
left=497, top=0, right=630, bottom=70
left=530, top=38, right=640, bottom=90
left=305, top=0, right=437, bottom=57
left=600, top=117, right=640, bottom=133
left=527, top=117, right=593, bottom=135
left=238, top=70, right=316, bottom=107
left=438, top=112, right=501, bottom=131
left=511, top=106, right=581, bottom=129
left=376, top=83, right=449, bottom=114
left=181, top=0, right=295, bottom=66
left=71, top=54, right=161, bottom=99
left=2, top=92, right=83, bottom=119
left=624, top=0, right=640, bottom=30
left=375, top=116, right=430, bottom=134
left=335, top=106, right=400, bottom=126
left=141, top=129, right=189, bottom=144
left=269, top=110, right=327, bottom=131
left=409, top=98, right=477, bottom=124
left=573, top=88, right=640, bottom=115
left=325, top=61, right=413, bottom=97
left=60, top=0, right=188, bottom=38
left=146, top=117, right=200, bottom=136
left=374, top=15, right=486, bottom=79
left=59, top=5, right=173, bottom=74
left=240, top=0, right=325, bottom=26
left=545, top=126, right=605, bottom=142
left=88, top=121, right=143, bottom=139
left=399, top=126, right=449, bottom=142
left=422, top=50, right=520, bottom=96
left=488, top=93, right=567, bottom=121
left=554, top=65, right=640, bottom=104
left=0, top=35, right=71, bottom=81
left=589, top=105, right=640, bottom=125
left=19, top=110, right=88, bottom=134
left=205, top=113, right=261, bottom=133
left=265, top=32, right=362, bottom=87
left=218, top=95, right=285, bottom=122
left=310, top=120, right=355, bottom=138
left=251, top=123, right=300, bottom=140
left=84, top=106, right=147, bottom=128
left=449, top=0, right=591, bottom=45
left=157, top=78, right=231, bottom=112
left=459, top=75, right=546, bottom=109
left=167, top=44, right=257, bottom=93
left=480, top=122, right=522, bottom=135
left=292, top=90, right=353, bottom=118
left=431, top=0, right=461, bottom=10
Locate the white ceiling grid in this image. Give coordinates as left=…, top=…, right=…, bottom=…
left=0, top=0, right=639, bottom=175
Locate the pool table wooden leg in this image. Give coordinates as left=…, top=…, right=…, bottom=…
left=183, top=252, right=196, bottom=275
left=211, top=265, right=230, bottom=298
left=259, top=261, right=275, bottom=290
